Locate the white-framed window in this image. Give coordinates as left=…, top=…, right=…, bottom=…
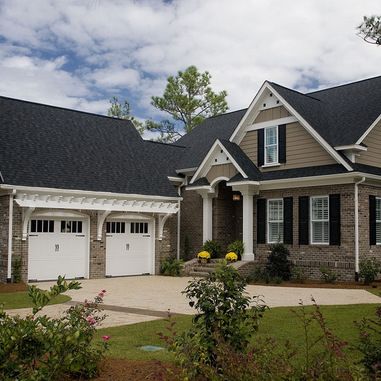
left=376, top=198, right=381, bottom=244
left=130, top=222, right=148, bottom=234
left=106, top=221, right=126, bottom=234
left=61, top=220, right=83, bottom=234
left=264, top=126, right=278, bottom=165
left=310, top=196, right=329, bottom=244
left=267, top=199, right=283, bottom=243
left=30, top=219, right=54, bottom=233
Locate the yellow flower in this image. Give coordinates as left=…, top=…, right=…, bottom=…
left=197, top=251, right=211, bottom=259
left=225, top=252, right=238, bottom=262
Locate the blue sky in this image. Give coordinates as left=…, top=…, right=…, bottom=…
left=0, top=0, right=380, bottom=137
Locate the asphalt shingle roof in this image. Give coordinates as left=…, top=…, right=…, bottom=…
left=0, top=96, right=178, bottom=197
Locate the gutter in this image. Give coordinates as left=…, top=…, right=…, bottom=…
left=7, top=189, right=16, bottom=282
left=354, top=176, right=366, bottom=281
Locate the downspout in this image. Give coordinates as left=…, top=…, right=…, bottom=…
left=354, top=176, right=366, bottom=281
left=7, top=189, right=16, bottom=282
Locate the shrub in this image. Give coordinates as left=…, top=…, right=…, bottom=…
left=161, top=264, right=266, bottom=378
left=160, top=256, right=183, bottom=276
left=0, top=276, right=109, bottom=380
left=12, top=257, right=22, bottom=283
left=291, top=266, right=307, bottom=284
left=359, top=258, right=381, bottom=285
left=356, top=306, right=381, bottom=378
left=202, top=240, right=222, bottom=258
left=320, top=266, right=338, bottom=284
left=227, top=240, right=244, bottom=260
left=266, top=243, right=292, bottom=281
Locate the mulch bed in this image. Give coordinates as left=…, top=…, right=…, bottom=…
left=91, top=359, right=179, bottom=381
left=0, top=282, right=28, bottom=293
left=249, top=280, right=381, bottom=290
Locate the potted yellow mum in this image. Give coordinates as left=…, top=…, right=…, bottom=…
left=225, top=252, right=238, bottom=262
left=197, top=251, right=211, bottom=264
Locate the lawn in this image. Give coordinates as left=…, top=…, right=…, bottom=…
left=96, top=303, right=380, bottom=363
left=0, top=291, right=71, bottom=309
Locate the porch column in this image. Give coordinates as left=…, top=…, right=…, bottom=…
left=201, top=193, right=214, bottom=242
left=242, top=190, right=254, bottom=261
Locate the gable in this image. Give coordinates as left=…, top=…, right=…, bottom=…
left=254, top=106, right=290, bottom=124
left=206, top=163, right=237, bottom=183
left=357, top=119, right=381, bottom=167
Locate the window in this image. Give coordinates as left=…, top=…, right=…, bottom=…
left=61, top=220, right=83, bottom=233
left=131, top=222, right=148, bottom=234
left=268, top=199, right=283, bottom=243
left=106, top=221, right=126, bottom=234
left=310, top=196, right=329, bottom=244
left=264, top=126, right=278, bottom=165
left=376, top=198, right=381, bottom=244
left=30, top=219, right=54, bottom=233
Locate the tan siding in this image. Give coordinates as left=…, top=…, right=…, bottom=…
left=254, top=106, right=290, bottom=123
left=357, top=120, right=381, bottom=167
left=239, top=122, right=336, bottom=170
left=206, top=164, right=237, bottom=183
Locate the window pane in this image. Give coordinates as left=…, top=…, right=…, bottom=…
left=37, top=220, right=42, bottom=232
left=266, top=145, right=277, bottom=164
left=131, top=223, right=135, bottom=233
left=376, top=199, right=381, bottom=221
left=78, top=221, right=83, bottom=233
left=377, top=222, right=381, bottom=244
left=49, top=220, right=54, bottom=233
left=61, top=221, right=66, bottom=233
left=144, top=223, right=148, bottom=234
left=43, top=220, right=49, bottom=232
left=121, top=222, right=125, bottom=233
left=269, top=222, right=283, bottom=243
left=269, top=200, right=283, bottom=221
left=106, top=222, right=110, bottom=233
left=116, top=222, right=121, bottom=233
left=266, top=127, right=277, bottom=145
left=31, top=220, right=37, bottom=233
left=312, top=221, right=329, bottom=243
left=72, top=221, right=77, bottom=233
left=312, top=197, right=328, bottom=220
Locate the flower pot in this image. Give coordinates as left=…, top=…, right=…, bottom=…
left=199, top=258, right=209, bottom=264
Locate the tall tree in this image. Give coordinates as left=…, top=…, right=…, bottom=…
left=147, top=66, right=228, bottom=141
left=107, top=96, right=145, bottom=135
left=358, top=15, right=381, bottom=45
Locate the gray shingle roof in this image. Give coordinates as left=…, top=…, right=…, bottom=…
left=0, top=96, right=178, bottom=197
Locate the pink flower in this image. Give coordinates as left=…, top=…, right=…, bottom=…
left=98, top=292, right=105, bottom=298
left=102, top=335, right=110, bottom=341
left=101, top=289, right=106, bottom=293
left=86, top=315, right=96, bottom=326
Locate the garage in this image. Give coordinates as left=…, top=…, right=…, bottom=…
left=106, top=218, right=153, bottom=276
left=28, top=217, right=89, bottom=281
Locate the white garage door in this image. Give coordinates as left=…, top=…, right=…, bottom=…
left=28, top=218, right=88, bottom=281
left=106, top=220, right=153, bottom=276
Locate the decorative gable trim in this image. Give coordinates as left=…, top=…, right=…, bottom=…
left=189, top=139, right=248, bottom=184
left=246, top=116, right=298, bottom=131
left=355, top=113, right=381, bottom=145
left=229, top=81, right=352, bottom=171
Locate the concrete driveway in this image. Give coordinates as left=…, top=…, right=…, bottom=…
left=15, top=275, right=378, bottom=327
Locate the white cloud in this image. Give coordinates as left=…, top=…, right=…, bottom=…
left=0, top=0, right=380, bottom=116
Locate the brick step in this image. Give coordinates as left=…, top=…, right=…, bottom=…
left=189, top=271, right=210, bottom=278
left=191, top=266, right=216, bottom=273
left=193, top=263, right=221, bottom=269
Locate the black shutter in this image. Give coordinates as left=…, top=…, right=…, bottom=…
left=329, top=194, right=341, bottom=246
left=257, top=198, right=266, bottom=244
left=299, top=196, right=309, bottom=245
left=278, top=124, right=286, bottom=163
left=257, top=129, right=264, bottom=167
left=283, top=197, right=293, bottom=244
left=369, top=195, right=376, bottom=246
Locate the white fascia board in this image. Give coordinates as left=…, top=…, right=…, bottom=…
left=175, top=167, right=197, bottom=174
left=168, top=176, right=185, bottom=182
left=226, top=180, right=260, bottom=187
left=355, top=113, right=381, bottom=145
left=246, top=116, right=298, bottom=131
left=265, top=83, right=353, bottom=171
left=335, top=144, right=367, bottom=151
left=0, top=184, right=181, bottom=201
left=189, top=139, right=248, bottom=184
left=185, top=185, right=213, bottom=192
left=229, top=81, right=268, bottom=143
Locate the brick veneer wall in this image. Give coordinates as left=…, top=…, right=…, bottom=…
left=255, top=184, right=356, bottom=281
left=155, top=214, right=177, bottom=274
left=0, top=195, right=10, bottom=282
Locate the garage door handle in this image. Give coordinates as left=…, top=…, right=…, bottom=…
left=55, top=244, right=59, bottom=252
left=126, top=244, right=130, bottom=251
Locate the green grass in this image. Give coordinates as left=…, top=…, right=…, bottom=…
left=97, top=303, right=380, bottom=362
left=0, top=292, right=71, bottom=309
left=367, top=288, right=381, bottom=297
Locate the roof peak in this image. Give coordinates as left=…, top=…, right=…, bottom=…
left=0, top=94, right=133, bottom=124
left=268, top=81, right=322, bottom=102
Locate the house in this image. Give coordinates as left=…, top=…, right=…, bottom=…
left=1, top=75, right=381, bottom=282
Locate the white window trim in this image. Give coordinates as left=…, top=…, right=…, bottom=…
left=310, top=196, right=329, bottom=245
left=264, top=125, right=279, bottom=165
left=267, top=198, right=284, bottom=244
left=376, top=197, right=381, bottom=245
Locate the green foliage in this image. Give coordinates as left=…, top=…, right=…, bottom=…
left=144, top=119, right=181, bottom=143
left=359, top=258, right=381, bottom=285
left=202, top=240, right=222, bottom=258
left=358, top=15, right=381, bottom=45
left=320, top=266, right=338, bottom=284
left=183, top=235, right=192, bottom=261
left=107, top=96, right=145, bottom=135
left=162, top=264, right=266, bottom=378
left=227, top=240, right=244, bottom=260
left=0, top=278, right=109, bottom=380
left=291, top=266, right=308, bottom=284
left=12, top=257, right=22, bottom=283
left=151, top=65, right=228, bottom=136
left=160, top=256, right=183, bottom=276
left=247, top=266, right=271, bottom=284
left=356, top=306, right=381, bottom=378
left=266, top=243, right=292, bottom=281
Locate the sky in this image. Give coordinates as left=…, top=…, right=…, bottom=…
left=0, top=0, right=380, bottom=134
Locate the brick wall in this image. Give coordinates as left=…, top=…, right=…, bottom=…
left=89, top=211, right=106, bottom=278
left=155, top=214, right=177, bottom=274
left=255, top=184, right=356, bottom=281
